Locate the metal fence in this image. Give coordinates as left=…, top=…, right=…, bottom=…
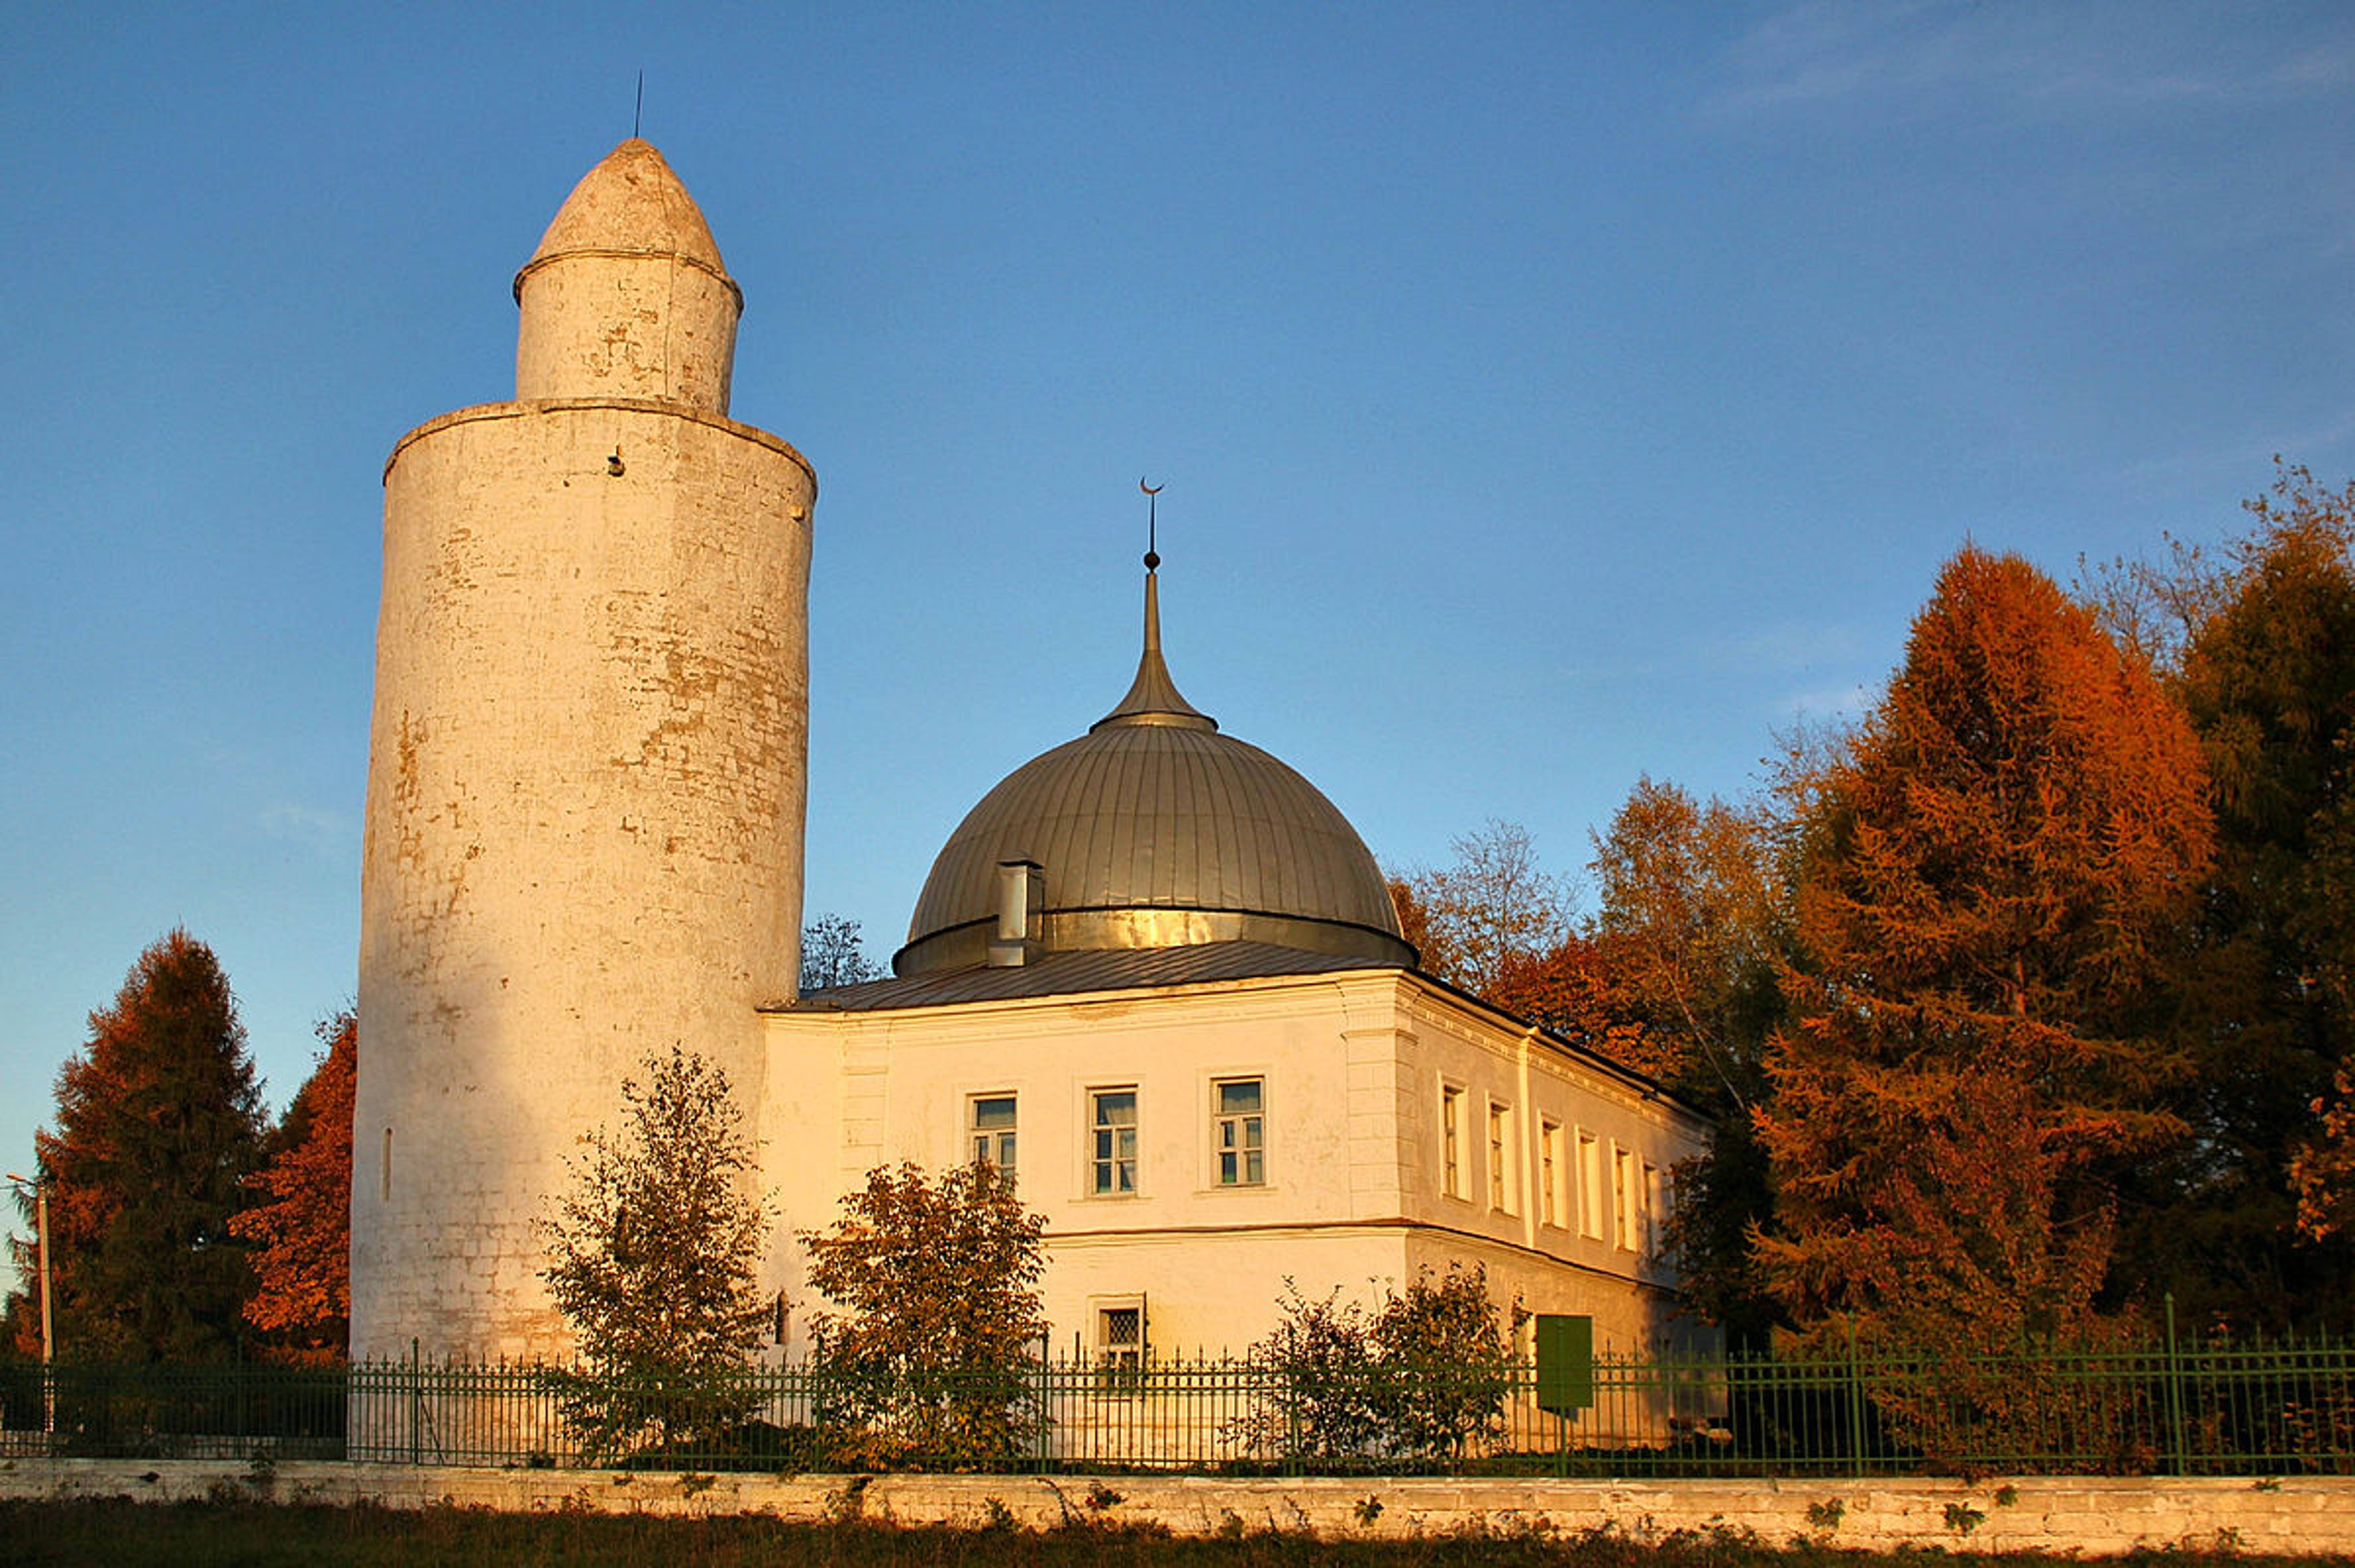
left=1, top=1331, right=2348, bottom=1478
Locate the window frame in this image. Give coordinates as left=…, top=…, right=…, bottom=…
left=1093, top=1294, right=1149, bottom=1392
left=1487, top=1099, right=1513, bottom=1214
left=1539, top=1117, right=1563, bottom=1229
left=1088, top=1086, right=1140, bottom=1198
left=1577, top=1129, right=1604, bottom=1239
left=1613, top=1143, right=1639, bottom=1252
left=1212, top=1076, right=1267, bottom=1188
left=968, top=1091, right=1017, bottom=1176
left=1439, top=1082, right=1467, bottom=1199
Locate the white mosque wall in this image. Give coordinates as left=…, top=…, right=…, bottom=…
left=757, top=970, right=1710, bottom=1361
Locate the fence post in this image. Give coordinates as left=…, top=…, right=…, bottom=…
left=409, top=1338, right=422, bottom=1467
left=1034, top=1330, right=1050, bottom=1475
left=1845, top=1315, right=1866, bottom=1474
left=2164, top=1291, right=2187, bottom=1476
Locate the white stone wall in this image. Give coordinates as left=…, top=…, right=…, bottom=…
left=355, top=398, right=812, bottom=1361
left=758, top=971, right=1710, bottom=1362
left=14, top=1462, right=2349, bottom=1555
left=515, top=254, right=740, bottom=415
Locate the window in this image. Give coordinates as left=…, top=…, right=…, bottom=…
left=1441, top=1084, right=1466, bottom=1197
left=380, top=1126, right=393, bottom=1202
left=970, top=1092, right=1017, bottom=1168
left=1487, top=1101, right=1511, bottom=1212
left=1540, top=1119, right=1563, bottom=1228
left=1090, top=1088, right=1138, bottom=1195
left=1614, top=1145, right=1639, bottom=1251
left=969, top=1094, right=1017, bottom=1174
left=1644, top=1161, right=1667, bottom=1258
left=1214, top=1078, right=1265, bottom=1186
left=1097, top=1298, right=1147, bottom=1387
left=1577, top=1131, right=1603, bottom=1238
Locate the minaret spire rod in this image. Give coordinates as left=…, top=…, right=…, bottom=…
left=1140, top=477, right=1163, bottom=572
left=634, top=71, right=645, bottom=139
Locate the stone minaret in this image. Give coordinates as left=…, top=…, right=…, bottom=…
left=353, top=141, right=814, bottom=1360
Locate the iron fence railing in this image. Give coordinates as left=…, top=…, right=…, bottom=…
left=1, top=1330, right=2348, bottom=1478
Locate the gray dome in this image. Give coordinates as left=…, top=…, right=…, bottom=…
left=894, top=572, right=1412, bottom=977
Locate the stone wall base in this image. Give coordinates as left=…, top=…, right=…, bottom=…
left=3, top=1459, right=2349, bottom=1556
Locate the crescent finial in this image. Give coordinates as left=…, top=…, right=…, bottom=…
left=1139, top=479, right=1162, bottom=569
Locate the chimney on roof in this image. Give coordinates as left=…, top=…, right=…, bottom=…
left=988, top=859, right=1044, bottom=967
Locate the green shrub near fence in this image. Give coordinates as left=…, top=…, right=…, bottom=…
left=2, top=1329, right=2349, bottom=1478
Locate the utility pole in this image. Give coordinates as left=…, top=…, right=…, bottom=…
left=5, top=1172, right=52, bottom=1433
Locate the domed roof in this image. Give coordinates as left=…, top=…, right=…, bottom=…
left=514, top=139, right=732, bottom=296
left=896, top=569, right=1412, bottom=977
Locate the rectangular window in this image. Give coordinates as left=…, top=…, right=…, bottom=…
left=1540, top=1119, right=1562, bottom=1228
left=1577, top=1131, right=1603, bottom=1238
left=1644, top=1161, right=1665, bottom=1258
left=969, top=1094, right=1017, bottom=1175
left=1441, top=1084, right=1465, bottom=1198
left=1091, top=1088, right=1138, bottom=1195
left=1614, top=1145, right=1639, bottom=1251
left=1214, top=1078, right=1266, bottom=1186
left=1487, top=1101, right=1511, bottom=1212
left=1097, top=1299, right=1147, bottom=1386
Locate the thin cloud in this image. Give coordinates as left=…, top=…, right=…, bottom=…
left=1703, top=2, right=2355, bottom=122
left=258, top=804, right=345, bottom=853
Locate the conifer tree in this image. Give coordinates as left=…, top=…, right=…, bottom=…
left=1756, top=548, right=2214, bottom=1353
left=14, top=930, right=267, bottom=1361
left=2153, top=467, right=2355, bottom=1321
left=229, top=1011, right=355, bottom=1362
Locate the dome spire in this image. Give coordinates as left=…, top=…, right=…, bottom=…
left=1092, top=481, right=1216, bottom=733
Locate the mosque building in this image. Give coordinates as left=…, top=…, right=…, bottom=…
left=350, top=139, right=1711, bottom=1372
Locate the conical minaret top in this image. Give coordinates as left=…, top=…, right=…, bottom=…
left=1092, top=551, right=1217, bottom=733
left=512, top=140, right=745, bottom=415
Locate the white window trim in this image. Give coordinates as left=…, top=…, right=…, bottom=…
left=967, top=1089, right=1018, bottom=1176
left=1576, top=1128, right=1604, bottom=1240
left=1085, top=1084, right=1141, bottom=1199
left=1208, top=1072, right=1269, bottom=1189
left=1539, top=1117, right=1563, bottom=1230
left=1439, top=1080, right=1469, bottom=1201
left=1487, top=1098, right=1514, bottom=1214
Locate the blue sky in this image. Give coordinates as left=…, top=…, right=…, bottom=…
left=5, top=2, right=2353, bottom=1245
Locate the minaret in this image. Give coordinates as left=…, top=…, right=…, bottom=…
left=353, top=141, right=814, bottom=1360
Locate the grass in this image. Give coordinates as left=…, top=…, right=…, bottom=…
left=0, top=1499, right=2327, bottom=1567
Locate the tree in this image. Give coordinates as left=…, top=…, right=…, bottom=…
left=1755, top=548, right=2214, bottom=1354
left=799, top=1161, right=1046, bottom=1462
left=799, top=914, right=880, bottom=992
left=1394, top=820, right=1571, bottom=997
left=2142, top=465, right=2355, bottom=1328
left=2293, top=1069, right=2355, bottom=1242
left=1237, top=1264, right=1521, bottom=1462
left=537, top=1047, right=769, bottom=1460
left=228, top=1011, right=355, bottom=1363
left=8, top=931, right=266, bottom=1362
left=1584, top=777, right=1793, bottom=1342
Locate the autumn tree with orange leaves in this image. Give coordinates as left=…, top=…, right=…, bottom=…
left=1755, top=548, right=2214, bottom=1358
left=7, top=931, right=267, bottom=1362
left=229, top=1011, right=355, bottom=1362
